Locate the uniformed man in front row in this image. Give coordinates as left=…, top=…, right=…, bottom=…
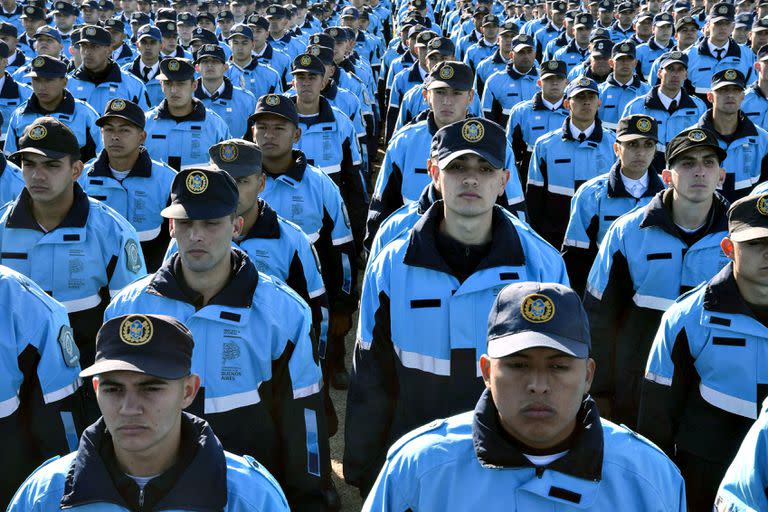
left=363, top=282, right=687, bottom=511
left=104, top=166, right=334, bottom=510
left=7, top=314, right=290, bottom=511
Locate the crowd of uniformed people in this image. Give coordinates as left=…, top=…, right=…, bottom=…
left=4, top=0, right=768, bottom=507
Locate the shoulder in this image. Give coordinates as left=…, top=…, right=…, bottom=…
left=204, top=107, right=228, bottom=125
left=88, top=197, right=138, bottom=234
left=9, top=454, right=75, bottom=508
left=535, top=128, right=563, bottom=147
left=573, top=173, right=609, bottom=200
left=0, top=265, right=65, bottom=313
left=223, top=453, right=290, bottom=511
left=253, top=271, right=310, bottom=316
left=73, top=98, right=99, bottom=116
left=109, top=273, right=155, bottom=303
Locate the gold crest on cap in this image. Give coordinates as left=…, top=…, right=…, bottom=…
left=329, top=27, right=338, bottom=36
left=28, top=125, right=47, bottom=140
left=25, top=6, right=34, bottom=13
left=636, top=117, right=652, bottom=132
left=688, top=129, right=707, bottom=142
left=204, top=44, right=217, bottom=51
left=119, top=315, right=153, bottom=346
left=547, top=60, right=559, bottom=70
left=110, top=99, right=126, bottom=111
left=168, top=59, right=180, bottom=71
left=578, top=77, right=591, bottom=86
left=621, top=43, right=630, bottom=51
left=32, top=56, right=45, bottom=68
left=186, top=171, right=209, bottom=194
left=461, top=120, right=484, bottom=143
left=220, top=144, right=238, bottom=162
left=758, top=195, right=768, bottom=216
left=439, top=65, right=454, bottom=80
left=432, top=39, right=442, bottom=48
left=521, top=294, right=555, bottom=323
left=724, top=69, right=737, bottom=80
left=299, top=54, right=312, bottom=66
left=264, top=94, right=280, bottom=106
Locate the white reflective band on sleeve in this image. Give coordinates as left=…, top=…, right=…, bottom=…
left=585, top=284, right=603, bottom=300
left=735, top=177, right=759, bottom=190
left=403, top=197, right=416, bottom=205
left=332, top=234, right=354, bottom=245
left=507, top=194, right=525, bottom=206
left=645, top=372, right=673, bottom=386
left=602, top=121, right=618, bottom=130
left=694, top=87, right=709, bottom=94
left=137, top=225, right=162, bottom=242
left=293, top=380, right=322, bottom=399
left=700, top=383, right=756, bottom=419
left=308, top=231, right=320, bottom=243
left=547, top=184, right=575, bottom=196
left=526, top=144, right=534, bottom=151
left=0, top=394, right=20, bottom=419
left=527, top=177, right=545, bottom=187
left=308, top=286, right=326, bottom=299
left=319, top=164, right=342, bottom=174
left=656, top=142, right=666, bottom=152
left=204, top=388, right=261, bottom=414
left=62, top=294, right=102, bottom=313
left=43, top=380, right=81, bottom=404
left=632, top=293, right=675, bottom=311
left=502, top=107, right=513, bottom=115
left=357, top=337, right=372, bottom=350
left=394, top=346, right=451, bottom=376
left=563, top=238, right=590, bottom=249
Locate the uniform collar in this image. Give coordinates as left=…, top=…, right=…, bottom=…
left=606, top=160, right=665, bottom=198
left=72, top=60, right=125, bottom=84
left=490, top=48, right=507, bottom=64
left=407, top=61, right=422, bottom=82
left=747, top=82, right=768, bottom=100
left=639, top=188, right=729, bottom=237
left=321, top=78, right=339, bottom=99
left=60, top=413, right=227, bottom=511
left=403, top=201, right=526, bottom=275
left=89, top=147, right=154, bottom=179
left=505, top=62, right=538, bottom=79
left=416, top=182, right=440, bottom=214
left=696, top=37, right=741, bottom=59
left=7, top=49, right=24, bottom=68
left=645, top=85, right=698, bottom=111
left=113, top=43, right=133, bottom=61
left=531, top=91, right=567, bottom=111
left=649, top=37, right=674, bottom=51
left=0, top=71, right=19, bottom=98
left=564, top=37, right=588, bottom=55
left=6, top=182, right=90, bottom=231
left=698, top=108, right=758, bottom=140
left=289, top=94, right=336, bottom=124
left=605, top=72, right=643, bottom=89
left=235, top=57, right=261, bottom=71
left=24, top=88, right=76, bottom=115
left=472, top=389, right=604, bottom=481
left=146, top=248, right=257, bottom=309
left=240, top=199, right=280, bottom=240
left=611, top=20, right=633, bottom=32
left=194, top=76, right=234, bottom=101
left=156, top=98, right=208, bottom=121
left=265, top=150, right=310, bottom=182
left=702, top=262, right=756, bottom=318
left=561, top=116, right=605, bottom=143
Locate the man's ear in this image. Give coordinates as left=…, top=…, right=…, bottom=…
left=721, top=236, right=735, bottom=259
left=480, top=354, right=492, bottom=388
left=661, top=168, right=673, bottom=186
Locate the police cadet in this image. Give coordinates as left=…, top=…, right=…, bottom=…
left=11, top=26, right=68, bottom=85
left=0, top=39, right=31, bottom=147
left=695, top=69, right=768, bottom=202
left=507, top=59, right=570, bottom=187
left=597, top=40, right=649, bottom=131
left=124, top=24, right=164, bottom=107
left=194, top=43, right=257, bottom=139
left=83, top=99, right=176, bottom=272
left=742, top=45, right=768, bottom=131
left=464, top=14, right=500, bottom=74
left=638, top=194, right=768, bottom=509
left=647, top=15, right=700, bottom=85
left=246, top=15, right=292, bottom=90
left=0, top=266, right=81, bottom=506
left=386, top=30, right=435, bottom=140
left=527, top=76, right=616, bottom=248
left=144, top=57, right=231, bottom=170
left=635, top=12, right=675, bottom=80
left=16, top=5, right=45, bottom=59
left=749, top=17, right=768, bottom=56
left=345, top=118, right=569, bottom=496
left=584, top=127, right=731, bottom=427
left=67, top=25, right=150, bottom=115
left=362, top=282, right=687, bottom=511
left=551, top=12, right=593, bottom=73
left=5, top=56, right=101, bottom=162
left=481, top=33, right=539, bottom=127
left=7, top=314, right=290, bottom=511
left=0, top=22, right=26, bottom=75
left=251, top=94, right=357, bottom=392
left=104, top=166, right=335, bottom=510
left=225, top=24, right=283, bottom=100
left=474, top=19, right=517, bottom=99
left=105, top=19, right=134, bottom=68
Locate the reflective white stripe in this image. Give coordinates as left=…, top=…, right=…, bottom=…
left=0, top=394, right=19, bottom=419
left=694, top=87, right=709, bottom=94
left=319, top=164, right=342, bottom=174
left=43, top=380, right=81, bottom=404
left=204, top=388, right=261, bottom=414
left=357, top=337, right=372, bottom=350
left=700, top=383, right=756, bottom=419
left=735, top=177, right=759, bottom=190
left=62, top=294, right=101, bottom=313
left=527, top=177, right=544, bottom=187
left=502, top=107, right=512, bottom=115
left=293, top=380, right=322, bottom=399
left=482, top=108, right=492, bottom=113
left=308, top=286, right=326, bottom=299
left=632, top=293, right=675, bottom=311
left=394, top=346, right=451, bottom=376
left=645, top=372, right=672, bottom=386
left=137, top=225, right=161, bottom=242
left=602, top=121, right=618, bottom=130
left=585, top=283, right=603, bottom=300
left=332, top=234, right=354, bottom=246
left=548, top=184, right=575, bottom=196
left=656, top=142, right=666, bottom=152
left=507, top=194, right=525, bottom=206
left=308, top=231, right=320, bottom=244
left=526, top=144, right=534, bottom=152
left=563, top=238, right=590, bottom=249
left=403, top=197, right=415, bottom=205
left=476, top=361, right=483, bottom=378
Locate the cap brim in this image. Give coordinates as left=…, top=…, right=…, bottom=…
left=11, top=147, right=72, bottom=160
left=512, top=43, right=534, bottom=51
left=249, top=111, right=298, bottom=126
left=96, top=113, right=144, bottom=128
left=712, top=80, right=745, bottom=90
left=710, top=15, right=734, bottom=22
left=730, top=227, right=768, bottom=242
left=426, top=80, right=471, bottom=91
left=25, top=71, right=67, bottom=78
left=617, top=132, right=658, bottom=142
left=540, top=71, right=566, bottom=79
left=612, top=52, right=635, bottom=58
left=292, top=67, right=324, bottom=76
left=137, top=34, right=162, bottom=41
left=438, top=149, right=504, bottom=171
left=661, top=59, right=687, bottom=68
left=567, top=86, right=598, bottom=97
left=77, top=37, right=110, bottom=45
left=80, top=358, right=188, bottom=379
left=574, top=23, right=593, bottom=28
left=487, top=331, right=589, bottom=359
left=657, top=20, right=673, bottom=25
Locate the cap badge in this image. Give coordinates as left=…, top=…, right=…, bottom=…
left=461, top=120, right=485, bottom=143
left=669, top=51, right=682, bottom=59
left=32, top=57, right=44, bottom=68
left=636, top=117, right=652, bottom=132
left=724, top=69, right=737, bottom=80
left=86, top=26, right=96, bottom=36
left=439, top=65, right=454, bottom=80
left=621, top=43, right=629, bottom=51
left=718, top=4, right=728, bottom=12
left=120, top=315, right=153, bottom=345
left=220, top=144, right=238, bottom=162
left=168, top=59, right=180, bottom=71
left=329, top=28, right=338, bottom=36
left=299, top=54, right=312, bottom=66
left=688, top=129, right=707, bottom=142
left=521, top=293, right=555, bottom=323
left=264, top=94, right=280, bottom=106
left=578, top=77, right=591, bottom=86
left=432, top=38, right=442, bottom=47
left=547, top=60, right=559, bottom=70
left=186, top=170, right=209, bottom=194
left=111, top=99, right=126, bottom=111
left=25, top=6, right=34, bottom=13
left=28, top=125, right=47, bottom=140
left=757, top=195, right=768, bottom=216
left=308, top=46, right=319, bottom=56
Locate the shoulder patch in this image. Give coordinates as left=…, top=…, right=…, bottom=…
left=58, top=325, right=80, bottom=368
left=124, top=239, right=142, bottom=273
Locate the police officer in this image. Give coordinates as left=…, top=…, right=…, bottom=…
left=464, top=14, right=500, bottom=73
left=67, top=25, right=150, bottom=115
left=568, top=38, right=613, bottom=83
left=386, top=30, right=435, bottom=140
left=144, top=57, right=231, bottom=170
left=247, top=15, right=292, bottom=90
left=251, top=94, right=358, bottom=392
left=16, top=5, right=44, bottom=59
left=527, top=76, right=616, bottom=248
left=584, top=126, right=731, bottom=427
left=104, top=166, right=334, bottom=510
left=0, top=266, right=81, bottom=506
left=742, top=44, right=768, bottom=131
left=474, top=20, right=517, bottom=98
left=597, top=41, right=649, bottom=131
left=105, top=18, right=134, bottom=67
left=635, top=12, right=675, bottom=80
left=551, top=12, right=593, bottom=73
left=124, top=24, right=164, bottom=107
left=647, top=15, right=700, bottom=85
left=362, top=282, right=687, bottom=511
left=345, top=118, right=569, bottom=496
left=83, top=99, right=176, bottom=272
left=0, top=39, right=30, bottom=148
left=0, top=22, right=26, bottom=75
left=5, top=56, right=101, bottom=162
left=11, top=26, right=68, bottom=84
left=225, top=24, right=283, bottom=100
left=639, top=194, right=768, bottom=510
left=533, top=0, right=566, bottom=60
left=7, top=314, right=291, bottom=510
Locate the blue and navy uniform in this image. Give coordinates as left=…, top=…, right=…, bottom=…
left=695, top=110, right=768, bottom=202
left=639, top=264, right=768, bottom=509
left=0, top=153, right=23, bottom=203
left=481, top=64, right=539, bottom=127
left=597, top=74, right=651, bottom=130
left=8, top=413, right=290, bottom=511
left=551, top=38, right=590, bottom=73
left=685, top=38, right=756, bottom=96
left=533, top=22, right=564, bottom=59
left=143, top=98, right=231, bottom=170
left=562, top=162, right=665, bottom=295
left=0, top=72, right=31, bottom=146
left=194, top=77, right=257, bottom=140
left=110, top=43, right=135, bottom=67
left=741, top=84, right=768, bottom=132
left=474, top=49, right=508, bottom=98
left=267, top=32, right=304, bottom=61
left=526, top=117, right=616, bottom=247
left=226, top=57, right=282, bottom=103
left=455, top=30, right=480, bottom=60
left=254, top=44, right=292, bottom=90
left=463, top=38, right=496, bottom=74
left=609, top=21, right=635, bottom=42
left=393, top=86, right=483, bottom=134
left=5, top=49, right=26, bottom=76
left=584, top=190, right=731, bottom=427
left=543, top=32, right=569, bottom=61
left=345, top=203, right=569, bottom=494
left=635, top=38, right=675, bottom=80
left=105, top=249, right=328, bottom=511
left=0, top=265, right=81, bottom=507
left=386, top=62, right=426, bottom=141
left=0, top=4, right=23, bottom=35
left=82, top=148, right=176, bottom=272
left=122, top=57, right=164, bottom=106
left=5, top=90, right=102, bottom=162
left=66, top=60, right=150, bottom=114
left=363, top=391, right=687, bottom=511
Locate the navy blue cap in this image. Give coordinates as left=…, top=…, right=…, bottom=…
left=251, top=93, right=299, bottom=126
left=308, top=32, right=335, bottom=48
left=590, top=38, right=614, bottom=56
left=137, top=24, right=162, bottom=41
left=158, top=20, right=178, bottom=36
left=710, top=1, right=735, bottom=21
left=574, top=12, right=594, bottom=27
left=247, top=15, right=269, bottom=31
left=25, top=55, right=68, bottom=77
left=80, top=315, right=195, bottom=380
left=228, top=23, right=254, bottom=39
left=104, top=18, right=126, bottom=32
left=414, top=30, right=437, bottom=47
left=209, top=138, right=263, bottom=177
left=341, top=5, right=358, bottom=18
left=634, top=11, right=653, bottom=23
left=540, top=59, right=567, bottom=78
left=97, top=98, right=146, bottom=128
left=78, top=25, right=112, bottom=46
left=217, top=10, right=234, bottom=21
left=20, top=5, right=45, bottom=20
left=426, top=60, right=473, bottom=91
left=81, top=0, right=100, bottom=9
left=98, top=0, right=115, bottom=10
left=665, top=126, right=727, bottom=165
left=590, top=27, right=611, bottom=41
left=654, top=11, right=674, bottom=24
left=425, top=36, right=455, bottom=57
left=52, top=1, right=79, bottom=15
left=326, top=25, right=352, bottom=41
left=156, top=8, right=176, bottom=21
left=197, top=12, right=216, bottom=24
left=156, top=57, right=195, bottom=80
left=598, top=0, right=614, bottom=10
left=616, top=114, right=658, bottom=142
left=511, top=33, right=535, bottom=51
left=292, top=53, right=325, bottom=75
left=727, top=194, right=768, bottom=242
left=307, top=44, right=333, bottom=65
left=735, top=12, right=753, bottom=27
left=753, top=17, right=768, bottom=31
left=499, top=19, right=519, bottom=35
left=12, top=116, right=80, bottom=161
left=162, top=165, right=239, bottom=219
left=486, top=282, right=591, bottom=359
left=612, top=39, right=636, bottom=58
left=431, top=118, right=506, bottom=170
left=712, top=68, right=746, bottom=89
left=659, top=50, right=688, bottom=68
left=566, top=76, right=599, bottom=97
left=551, top=0, right=567, bottom=12
left=482, top=13, right=501, bottom=26
left=616, top=1, right=635, bottom=11
left=177, top=12, right=197, bottom=26
left=32, top=26, right=62, bottom=44
left=130, top=11, right=151, bottom=24
left=195, top=43, right=226, bottom=63
left=265, top=4, right=287, bottom=17
left=190, top=27, right=219, bottom=44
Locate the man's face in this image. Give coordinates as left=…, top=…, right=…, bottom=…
left=710, top=84, right=745, bottom=115
left=229, top=35, right=253, bottom=60
left=234, top=173, right=265, bottom=215
left=426, top=87, right=473, bottom=126
left=79, top=42, right=111, bottom=70
left=252, top=26, right=268, bottom=47
left=99, top=9, right=115, bottom=22
left=635, top=18, right=653, bottom=39
left=22, top=17, right=45, bottom=36
left=31, top=76, right=67, bottom=104
left=736, top=0, right=754, bottom=12
left=659, top=62, right=687, bottom=90
left=574, top=26, right=590, bottom=46
left=752, top=29, right=768, bottom=51
left=102, top=118, right=145, bottom=160
left=21, top=153, right=80, bottom=204
left=197, top=19, right=215, bottom=31
left=760, top=60, right=768, bottom=81
left=589, top=54, right=611, bottom=75
left=499, top=33, right=514, bottom=55
left=611, top=55, right=636, bottom=77
left=425, top=53, right=450, bottom=70
left=566, top=90, right=599, bottom=123
left=197, top=56, right=226, bottom=80
left=138, top=37, right=161, bottom=61
left=618, top=9, right=635, bottom=25
left=178, top=24, right=194, bottom=40
left=161, top=35, right=178, bottom=53
left=160, top=79, right=196, bottom=109
left=732, top=25, right=748, bottom=44
left=294, top=71, right=323, bottom=101
left=170, top=215, right=241, bottom=272
left=108, top=29, right=125, bottom=48
left=615, top=137, right=656, bottom=174
left=34, top=35, right=63, bottom=57
left=94, top=371, right=199, bottom=460
left=512, top=46, right=534, bottom=71
left=218, top=18, right=235, bottom=33
left=82, top=7, right=100, bottom=23
left=483, top=24, right=499, bottom=40
left=253, top=115, right=299, bottom=160
left=728, top=237, right=768, bottom=288
left=676, top=23, right=698, bottom=47
left=654, top=23, right=674, bottom=42
left=480, top=348, right=595, bottom=450
left=0, top=35, right=16, bottom=51
left=552, top=11, right=565, bottom=25
left=122, top=0, right=138, bottom=11
left=230, top=1, right=246, bottom=16
left=599, top=9, right=613, bottom=24
left=431, top=154, right=509, bottom=217
left=54, top=13, right=76, bottom=31
left=540, top=75, right=567, bottom=99
left=711, top=19, right=735, bottom=43
left=663, top=148, right=725, bottom=203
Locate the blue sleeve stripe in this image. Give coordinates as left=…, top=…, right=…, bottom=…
left=304, top=408, right=321, bottom=477
left=342, top=253, right=352, bottom=295
left=61, top=411, right=79, bottom=452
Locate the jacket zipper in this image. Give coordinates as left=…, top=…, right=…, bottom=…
left=138, top=488, right=145, bottom=510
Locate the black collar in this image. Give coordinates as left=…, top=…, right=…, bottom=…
left=416, top=182, right=440, bottom=214
left=564, top=37, right=588, bottom=55
left=506, top=62, right=538, bottom=79
left=606, top=160, right=665, bottom=198
left=0, top=71, right=20, bottom=99
left=560, top=116, right=605, bottom=143
left=698, top=108, right=758, bottom=140
left=605, top=72, right=644, bottom=89
left=24, top=88, right=76, bottom=115
left=703, top=263, right=760, bottom=320
left=289, top=94, right=336, bottom=124
left=6, top=182, right=89, bottom=231
left=644, top=85, right=698, bottom=111
left=747, top=82, right=768, bottom=100
left=240, top=199, right=280, bottom=240
left=88, top=147, right=154, bottom=179
left=194, top=76, right=234, bottom=101
left=115, top=43, right=133, bottom=60
left=407, top=61, right=423, bottom=83
left=264, top=150, right=310, bottom=182
left=233, top=56, right=260, bottom=71
left=72, top=60, right=124, bottom=84
left=7, top=49, right=24, bottom=68
left=611, top=20, right=633, bottom=32
left=155, top=98, right=207, bottom=122
left=490, top=48, right=506, bottom=64
left=531, top=91, right=566, bottom=111
left=321, top=78, right=339, bottom=99
left=472, top=389, right=603, bottom=481
left=648, top=37, right=674, bottom=51
left=639, top=188, right=729, bottom=237
left=696, top=37, right=741, bottom=59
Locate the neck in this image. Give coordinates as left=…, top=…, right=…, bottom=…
left=269, top=29, right=284, bottom=39
left=711, top=37, right=728, bottom=47
left=654, top=35, right=668, bottom=46
left=735, top=272, right=768, bottom=305
left=620, top=165, right=646, bottom=180
left=88, top=60, right=110, bottom=74
left=141, top=55, right=159, bottom=66
left=168, top=100, right=194, bottom=118
left=234, top=54, right=252, bottom=67
left=660, top=84, right=680, bottom=99
left=263, top=152, right=295, bottom=175
left=31, top=185, right=75, bottom=231
left=180, top=252, right=232, bottom=305
left=440, top=207, right=494, bottom=245
left=296, top=96, right=320, bottom=115
left=253, top=41, right=266, bottom=52
left=238, top=200, right=260, bottom=235
left=542, top=92, right=562, bottom=104
left=113, top=423, right=181, bottom=477
left=613, top=72, right=632, bottom=84
left=108, top=149, right=140, bottom=172
left=202, top=76, right=224, bottom=92
left=571, top=117, right=593, bottom=131
left=671, top=191, right=713, bottom=230
left=37, top=92, right=64, bottom=112
left=713, top=110, right=739, bottom=135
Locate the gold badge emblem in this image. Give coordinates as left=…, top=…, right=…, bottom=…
left=168, top=59, right=180, bottom=71
left=265, top=94, right=280, bottom=106
left=461, top=120, right=484, bottom=142
left=204, top=44, right=217, bottom=51
left=636, top=117, right=652, bottom=132
left=432, top=39, right=442, bottom=48
left=220, top=144, right=238, bottom=162
left=186, top=170, right=209, bottom=194
left=299, top=55, right=312, bottom=66
left=110, top=99, right=126, bottom=111
left=547, top=60, right=559, bottom=70
left=25, top=6, right=33, bottom=13
left=621, top=43, right=630, bottom=51
left=757, top=195, right=768, bottom=217
left=119, top=315, right=153, bottom=346
left=578, top=77, right=591, bottom=87
left=724, top=69, right=737, bottom=80
left=28, top=125, right=47, bottom=140
left=669, top=51, right=682, bottom=59
left=688, top=129, right=707, bottom=142
left=521, top=294, right=556, bottom=323
left=329, top=28, right=338, bottom=37
left=439, top=65, right=454, bottom=80
left=32, top=56, right=45, bottom=68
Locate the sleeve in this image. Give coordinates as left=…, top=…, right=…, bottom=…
left=134, top=81, right=151, bottom=110
left=3, top=109, right=21, bottom=156
left=364, top=140, right=404, bottom=251
left=506, top=108, right=529, bottom=173
left=286, top=240, right=330, bottom=361
left=503, top=140, right=527, bottom=221
left=362, top=452, right=415, bottom=512
left=107, top=216, right=148, bottom=295
left=321, top=181, right=359, bottom=314
left=339, top=117, right=368, bottom=249
left=81, top=104, right=102, bottom=162
left=561, top=186, right=600, bottom=296
left=525, top=138, right=548, bottom=235
left=384, top=90, right=401, bottom=142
